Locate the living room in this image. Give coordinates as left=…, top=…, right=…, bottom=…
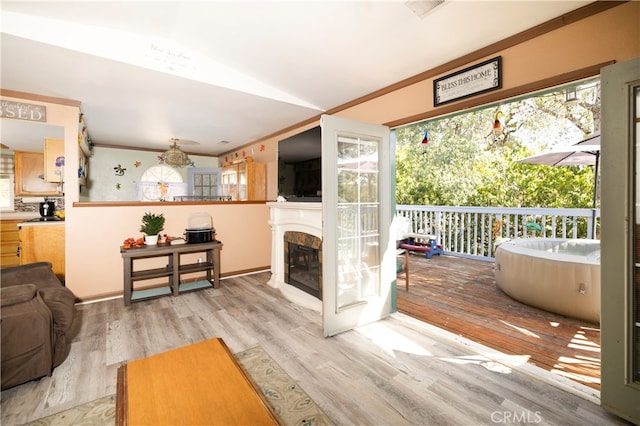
left=1, top=1, right=639, bottom=424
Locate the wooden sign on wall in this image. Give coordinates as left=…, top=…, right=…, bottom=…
left=434, top=56, right=502, bottom=107
left=0, top=99, right=47, bottom=122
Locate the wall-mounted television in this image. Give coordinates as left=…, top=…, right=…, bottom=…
left=277, top=126, right=321, bottom=201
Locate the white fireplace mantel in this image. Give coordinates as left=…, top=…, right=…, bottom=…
left=267, top=201, right=322, bottom=312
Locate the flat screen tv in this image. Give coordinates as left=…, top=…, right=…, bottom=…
left=277, top=126, right=321, bottom=201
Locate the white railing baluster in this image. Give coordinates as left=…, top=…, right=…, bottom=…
left=396, top=205, right=599, bottom=261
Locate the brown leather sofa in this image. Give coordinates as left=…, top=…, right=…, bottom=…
left=1, top=262, right=76, bottom=390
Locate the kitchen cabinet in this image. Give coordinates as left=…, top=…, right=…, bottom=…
left=14, top=151, right=59, bottom=196
left=221, top=157, right=266, bottom=201
left=19, top=222, right=65, bottom=280
left=44, top=138, right=64, bottom=183
left=1, top=219, right=22, bottom=268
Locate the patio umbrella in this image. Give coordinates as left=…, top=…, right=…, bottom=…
left=517, top=133, right=600, bottom=236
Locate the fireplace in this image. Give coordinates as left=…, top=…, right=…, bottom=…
left=267, top=201, right=322, bottom=311
left=285, top=232, right=322, bottom=299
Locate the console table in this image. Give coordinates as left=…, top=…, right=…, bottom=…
left=120, top=241, right=222, bottom=305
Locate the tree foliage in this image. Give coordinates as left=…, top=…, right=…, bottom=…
left=395, top=81, right=599, bottom=208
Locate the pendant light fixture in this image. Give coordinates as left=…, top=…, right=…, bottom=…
left=161, top=139, right=192, bottom=167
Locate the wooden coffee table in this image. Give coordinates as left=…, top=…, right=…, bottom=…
left=116, top=338, right=279, bottom=425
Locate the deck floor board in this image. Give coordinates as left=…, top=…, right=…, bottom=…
left=396, top=253, right=601, bottom=390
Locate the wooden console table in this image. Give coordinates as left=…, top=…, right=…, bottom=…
left=120, top=241, right=222, bottom=305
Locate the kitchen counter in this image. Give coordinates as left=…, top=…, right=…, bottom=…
left=19, top=219, right=65, bottom=227
left=1, top=212, right=40, bottom=220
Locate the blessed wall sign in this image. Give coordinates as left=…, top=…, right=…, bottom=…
left=434, top=56, right=502, bottom=107
left=0, top=99, right=47, bottom=122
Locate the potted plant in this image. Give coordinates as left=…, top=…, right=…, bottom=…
left=140, top=212, right=165, bottom=245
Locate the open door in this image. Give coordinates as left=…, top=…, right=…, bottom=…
left=600, top=57, right=640, bottom=423
left=321, top=114, right=393, bottom=337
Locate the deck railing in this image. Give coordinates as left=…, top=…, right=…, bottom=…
left=395, top=205, right=600, bottom=261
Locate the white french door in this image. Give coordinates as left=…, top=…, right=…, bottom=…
left=600, top=57, right=640, bottom=423
left=321, top=114, right=393, bottom=337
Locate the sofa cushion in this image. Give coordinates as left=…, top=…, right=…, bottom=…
left=1, top=291, right=53, bottom=390
left=0, top=284, right=37, bottom=307
left=1, top=262, right=60, bottom=289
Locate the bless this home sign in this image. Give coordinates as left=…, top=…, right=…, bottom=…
left=434, top=56, right=502, bottom=106
left=0, top=100, right=47, bottom=122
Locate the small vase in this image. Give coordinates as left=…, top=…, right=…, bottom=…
left=145, top=234, right=159, bottom=245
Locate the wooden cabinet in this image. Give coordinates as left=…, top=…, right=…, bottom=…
left=44, top=138, right=64, bottom=183
left=14, top=151, right=59, bottom=196
left=1, top=219, right=22, bottom=268
left=19, top=223, right=65, bottom=280
left=221, top=158, right=266, bottom=201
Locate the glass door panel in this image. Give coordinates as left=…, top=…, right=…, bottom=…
left=322, top=114, right=392, bottom=337
left=601, top=57, right=640, bottom=423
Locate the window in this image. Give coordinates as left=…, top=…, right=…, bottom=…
left=188, top=168, right=221, bottom=199
left=0, top=174, right=15, bottom=211
left=0, top=154, right=15, bottom=211
left=136, top=164, right=187, bottom=201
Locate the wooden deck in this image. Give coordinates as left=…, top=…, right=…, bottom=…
left=396, top=253, right=601, bottom=391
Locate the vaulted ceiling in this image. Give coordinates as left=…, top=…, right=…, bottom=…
left=1, top=1, right=594, bottom=155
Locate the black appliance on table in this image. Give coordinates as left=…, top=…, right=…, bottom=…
left=184, top=212, right=216, bottom=243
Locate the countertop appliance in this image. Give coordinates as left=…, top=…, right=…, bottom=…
left=39, top=200, right=55, bottom=218
left=184, top=212, right=216, bottom=243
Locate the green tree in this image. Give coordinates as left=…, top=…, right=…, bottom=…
left=396, top=81, right=598, bottom=209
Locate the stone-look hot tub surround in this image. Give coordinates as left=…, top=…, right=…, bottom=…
left=267, top=202, right=322, bottom=312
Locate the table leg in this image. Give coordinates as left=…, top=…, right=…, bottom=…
left=123, top=258, right=133, bottom=306
left=212, top=247, right=220, bottom=289
left=171, top=252, right=180, bottom=296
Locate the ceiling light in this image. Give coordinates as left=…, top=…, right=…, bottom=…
left=161, top=140, right=192, bottom=167
left=405, top=0, right=445, bottom=18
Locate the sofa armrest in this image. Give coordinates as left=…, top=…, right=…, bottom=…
left=0, top=284, right=37, bottom=307
left=38, top=286, right=75, bottom=334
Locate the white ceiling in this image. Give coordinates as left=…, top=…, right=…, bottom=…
left=1, top=1, right=593, bottom=155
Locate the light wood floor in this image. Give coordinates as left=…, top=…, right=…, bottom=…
left=397, top=254, right=601, bottom=391
left=1, top=272, right=627, bottom=425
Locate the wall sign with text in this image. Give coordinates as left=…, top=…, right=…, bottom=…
left=434, top=57, right=502, bottom=107
left=0, top=99, right=47, bottom=122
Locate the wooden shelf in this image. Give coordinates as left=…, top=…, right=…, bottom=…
left=120, top=241, right=222, bottom=305
left=130, top=267, right=173, bottom=281
left=179, top=262, right=214, bottom=274
left=131, top=286, right=172, bottom=302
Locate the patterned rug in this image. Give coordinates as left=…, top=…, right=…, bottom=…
left=25, top=346, right=333, bottom=426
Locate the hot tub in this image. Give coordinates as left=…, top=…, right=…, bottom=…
left=494, top=238, right=600, bottom=323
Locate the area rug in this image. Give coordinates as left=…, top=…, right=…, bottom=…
left=24, top=346, right=333, bottom=426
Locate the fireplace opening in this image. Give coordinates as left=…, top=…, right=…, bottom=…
left=284, top=231, right=322, bottom=299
